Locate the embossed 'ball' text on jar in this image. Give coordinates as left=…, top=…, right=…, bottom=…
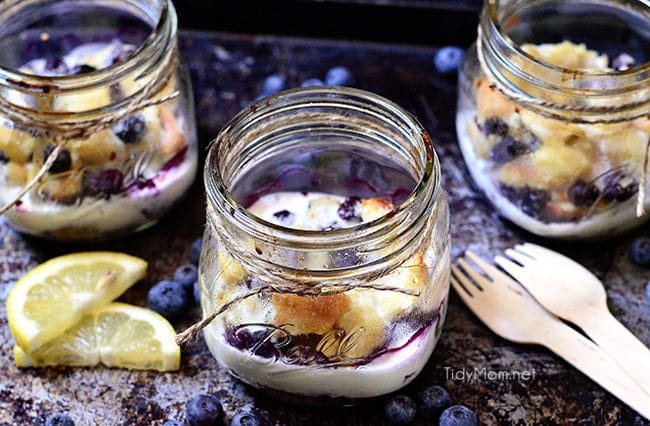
left=457, top=0, right=650, bottom=239
left=0, top=0, right=197, bottom=241
left=199, top=87, right=451, bottom=404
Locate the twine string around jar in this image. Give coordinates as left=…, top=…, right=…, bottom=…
left=476, top=35, right=650, bottom=217
left=0, top=45, right=180, bottom=215
left=175, top=269, right=421, bottom=346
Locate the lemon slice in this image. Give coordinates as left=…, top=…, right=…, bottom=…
left=7, top=252, right=147, bottom=352
left=14, top=303, right=180, bottom=371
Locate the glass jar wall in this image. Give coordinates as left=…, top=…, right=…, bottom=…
left=457, top=0, right=650, bottom=239
left=0, top=0, right=197, bottom=241
left=199, top=87, right=451, bottom=404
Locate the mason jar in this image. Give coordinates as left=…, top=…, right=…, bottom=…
left=199, top=87, right=451, bottom=404
left=0, top=0, right=197, bottom=241
left=457, top=0, right=650, bottom=239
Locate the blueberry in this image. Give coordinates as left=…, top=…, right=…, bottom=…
left=44, top=145, right=72, bottom=174
left=301, top=78, right=324, bottom=87
left=261, top=74, right=286, bottom=96
left=45, top=58, right=69, bottom=75
left=113, top=114, right=146, bottom=144
left=568, top=179, right=600, bottom=207
left=489, top=137, right=529, bottom=165
left=186, top=394, right=223, bottom=426
left=439, top=405, right=477, bottom=426
left=337, top=197, right=361, bottom=221
left=501, top=185, right=549, bottom=219
left=273, top=210, right=295, bottom=224
left=70, top=64, right=97, bottom=75
left=417, top=385, right=452, bottom=419
left=112, top=44, right=136, bottom=65
left=646, top=281, right=650, bottom=300
left=284, top=345, right=329, bottom=365
left=193, top=280, right=201, bottom=305
left=88, top=169, right=124, bottom=197
left=603, top=179, right=638, bottom=202
left=325, top=66, right=353, bottom=86
left=630, top=237, right=650, bottom=268
left=191, top=238, right=202, bottom=265
left=163, top=421, right=184, bottom=426
left=174, top=263, right=198, bottom=293
left=147, top=280, right=189, bottom=319
left=0, top=150, right=7, bottom=163
left=483, top=117, right=509, bottom=137
left=225, top=328, right=278, bottom=358
left=45, top=413, right=75, bottom=426
left=433, top=46, right=465, bottom=75
left=230, top=411, right=267, bottom=426
left=384, top=395, right=417, bottom=425
left=612, top=53, right=635, bottom=71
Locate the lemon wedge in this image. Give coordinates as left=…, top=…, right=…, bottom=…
left=7, top=252, right=147, bottom=352
left=14, top=303, right=180, bottom=371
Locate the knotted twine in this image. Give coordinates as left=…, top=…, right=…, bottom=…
left=0, top=45, right=180, bottom=215
left=475, top=35, right=650, bottom=217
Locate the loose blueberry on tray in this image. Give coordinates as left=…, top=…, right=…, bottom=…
left=417, top=385, right=452, bottom=419
left=325, top=66, right=353, bottom=86
left=45, top=413, right=75, bottom=426
left=174, top=263, right=199, bottom=294
left=630, top=237, right=650, bottom=268
left=433, top=46, right=465, bottom=75
left=384, top=394, right=417, bottom=425
left=186, top=394, right=223, bottom=426
left=147, top=280, right=189, bottom=319
left=230, top=411, right=267, bottom=426
left=439, top=405, right=477, bottom=426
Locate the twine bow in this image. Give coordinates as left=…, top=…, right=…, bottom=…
left=0, top=45, right=180, bottom=215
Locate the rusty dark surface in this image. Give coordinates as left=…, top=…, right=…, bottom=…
left=1, top=31, right=650, bottom=426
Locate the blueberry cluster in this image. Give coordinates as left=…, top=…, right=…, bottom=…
left=147, top=238, right=203, bottom=319
left=164, top=394, right=268, bottom=426
left=384, top=386, right=477, bottom=425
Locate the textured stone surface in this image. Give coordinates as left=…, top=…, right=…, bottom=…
left=1, top=32, right=649, bottom=425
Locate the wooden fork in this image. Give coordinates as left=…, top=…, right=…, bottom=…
left=451, top=251, right=650, bottom=420
left=494, top=243, right=650, bottom=395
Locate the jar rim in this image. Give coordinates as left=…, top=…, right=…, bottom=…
left=0, top=0, right=174, bottom=94
left=205, top=86, right=441, bottom=251
left=484, top=0, right=650, bottom=78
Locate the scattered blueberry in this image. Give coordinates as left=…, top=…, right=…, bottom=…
left=630, top=237, right=650, bottom=268
left=325, top=66, right=353, bottom=86
left=193, top=280, right=201, bottom=305
left=301, top=78, right=324, bottom=87
left=337, top=197, right=361, bottom=221
left=483, top=117, right=509, bottom=137
left=45, top=58, right=69, bottom=75
left=603, top=174, right=636, bottom=202
left=163, top=421, right=184, bottom=426
left=261, top=74, right=286, bottom=96
left=417, top=385, right=452, bottom=419
left=384, top=395, right=417, bottom=425
left=174, top=263, right=198, bottom=294
left=113, top=114, right=146, bottom=144
left=147, top=280, right=189, bottom=319
left=191, top=238, right=202, bottom=265
left=501, top=185, right=549, bottom=219
left=612, top=53, right=635, bottom=71
left=439, top=405, right=478, bottom=426
left=112, top=44, right=136, bottom=65
left=88, top=169, right=124, bottom=197
left=433, top=46, right=465, bottom=75
left=568, top=179, right=600, bottom=207
left=646, top=281, right=650, bottom=300
left=273, top=210, right=295, bottom=224
left=186, top=394, right=223, bottom=426
left=70, top=64, right=97, bottom=75
left=230, top=411, right=266, bottom=426
left=45, top=413, right=75, bottom=426
left=44, top=145, right=72, bottom=174
left=489, top=137, right=529, bottom=165
left=0, top=150, right=7, bottom=163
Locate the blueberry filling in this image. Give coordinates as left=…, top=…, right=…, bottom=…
left=87, top=169, right=124, bottom=197
left=0, top=151, right=7, bottom=164
left=489, top=137, right=530, bottom=165
left=612, top=53, right=635, bottom=71
left=44, top=145, right=72, bottom=174
left=69, top=64, right=96, bottom=75
left=568, top=179, right=600, bottom=207
left=225, top=328, right=280, bottom=359
left=501, top=185, right=549, bottom=219
left=483, top=117, right=509, bottom=137
left=337, top=196, right=361, bottom=221
left=45, top=57, right=69, bottom=75
left=273, top=209, right=295, bottom=224
left=113, top=114, right=146, bottom=144
left=603, top=173, right=637, bottom=202
left=111, top=44, right=136, bottom=65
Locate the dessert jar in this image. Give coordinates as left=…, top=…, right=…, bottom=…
left=199, top=87, right=451, bottom=403
left=0, top=0, right=197, bottom=241
left=457, top=0, right=650, bottom=239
